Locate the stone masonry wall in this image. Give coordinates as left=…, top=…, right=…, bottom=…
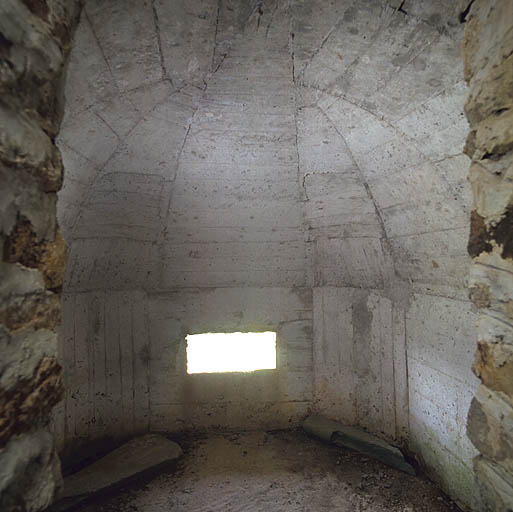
left=463, top=1, right=513, bottom=510
left=0, top=1, right=81, bottom=511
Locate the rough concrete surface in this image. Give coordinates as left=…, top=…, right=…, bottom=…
left=73, top=431, right=463, bottom=512
left=51, top=0, right=484, bottom=509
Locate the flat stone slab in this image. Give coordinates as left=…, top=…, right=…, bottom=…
left=52, top=434, right=182, bottom=510
left=303, top=414, right=415, bottom=475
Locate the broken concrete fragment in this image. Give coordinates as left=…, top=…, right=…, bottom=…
left=52, top=434, right=182, bottom=511
left=303, top=415, right=416, bottom=475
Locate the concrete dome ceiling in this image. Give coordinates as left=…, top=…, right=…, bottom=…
left=56, top=0, right=477, bottom=509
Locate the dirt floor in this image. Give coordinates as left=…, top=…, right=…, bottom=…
left=76, top=430, right=462, bottom=512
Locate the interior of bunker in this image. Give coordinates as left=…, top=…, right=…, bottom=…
left=1, top=1, right=512, bottom=511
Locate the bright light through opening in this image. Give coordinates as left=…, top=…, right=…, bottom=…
left=186, top=332, right=277, bottom=374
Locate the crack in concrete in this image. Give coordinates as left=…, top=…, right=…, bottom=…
left=211, top=0, right=221, bottom=73
left=151, top=0, right=173, bottom=88
left=264, top=3, right=278, bottom=39
left=392, top=76, right=465, bottom=123
left=92, top=111, right=121, bottom=141
left=459, top=0, right=476, bottom=23
left=84, top=9, right=114, bottom=80
left=295, top=8, right=348, bottom=84
left=155, top=23, right=235, bottom=264
left=298, top=82, right=389, bottom=122
left=315, top=104, right=393, bottom=279
left=288, top=0, right=314, bottom=288
left=396, top=0, right=407, bottom=15
left=211, top=52, right=227, bottom=75
left=255, top=2, right=264, bottom=30
left=367, top=25, right=439, bottom=99
left=239, top=0, right=265, bottom=35
left=298, top=1, right=395, bottom=87
left=298, top=82, right=455, bottom=186
left=301, top=172, right=311, bottom=201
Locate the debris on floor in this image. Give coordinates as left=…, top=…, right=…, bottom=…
left=52, top=434, right=182, bottom=511
left=303, top=414, right=416, bottom=475
left=74, top=430, right=461, bottom=512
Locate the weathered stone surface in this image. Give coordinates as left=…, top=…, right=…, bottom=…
left=0, top=105, right=64, bottom=191
left=0, top=0, right=81, bottom=510
left=0, top=0, right=81, bottom=136
left=475, top=109, right=513, bottom=160
left=468, top=210, right=493, bottom=258
left=473, top=456, right=513, bottom=512
left=473, top=342, right=513, bottom=399
left=0, top=292, right=61, bottom=332
left=4, top=217, right=67, bottom=289
left=462, top=0, right=513, bottom=124
left=467, top=387, right=513, bottom=475
left=0, top=356, right=64, bottom=446
left=0, top=428, right=63, bottom=512
left=468, top=156, right=513, bottom=224
left=463, top=1, right=513, bottom=510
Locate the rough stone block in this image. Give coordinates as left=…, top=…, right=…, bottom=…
left=473, top=342, right=513, bottom=399
left=467, top=386, right=513, bottom=476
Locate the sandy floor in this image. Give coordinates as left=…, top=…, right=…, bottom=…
left=76, top=430, right=462, bottom=512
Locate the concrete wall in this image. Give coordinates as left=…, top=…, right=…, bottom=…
left=463, top=1, right=513, bottom=510
left=0, top=1, right=81, bottom=510
left=292, top=2, right=480, bottom=508
left=55, top=0, right=313, bottom=455
left=56, top=1, right=484, bottom=510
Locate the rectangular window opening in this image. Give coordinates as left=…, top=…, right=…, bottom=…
left=186, top=331, right=277, bottom=374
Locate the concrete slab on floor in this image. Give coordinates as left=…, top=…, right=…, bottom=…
left=52, top=434, right=182, bottom=511
left=303, top=414, right=416, bottom=475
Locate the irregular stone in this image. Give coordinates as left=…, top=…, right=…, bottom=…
left=0, top=428, right=63, bottom=512
left=468, top=159, right=513, bottom=224
left=465, top=54, right=513, bottom=127
left=53, top=434, right=183, bottom=511
left=475, top=110, right=513, bottom=159
left=303, top=415, right=416, bottom=475
left=3, top=217, right=67, bottom=289
left=467, top=386, right=513, bottom=476
left=0, top=0, right=82, bottom=137
left=0, top=357, right=64, bottom=446
left=0, top=106, right=64, bottom=191
left=470, top=250, right=513, bottom=323
left=468, top=210, right=493, bottom=258
left=0, top=163, right=58, bottom=241
left=0, top=262, right=46, bottom=297
left=473, top=456, right=513, bottom=512
left=0, top=291, right=61, bottom=332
